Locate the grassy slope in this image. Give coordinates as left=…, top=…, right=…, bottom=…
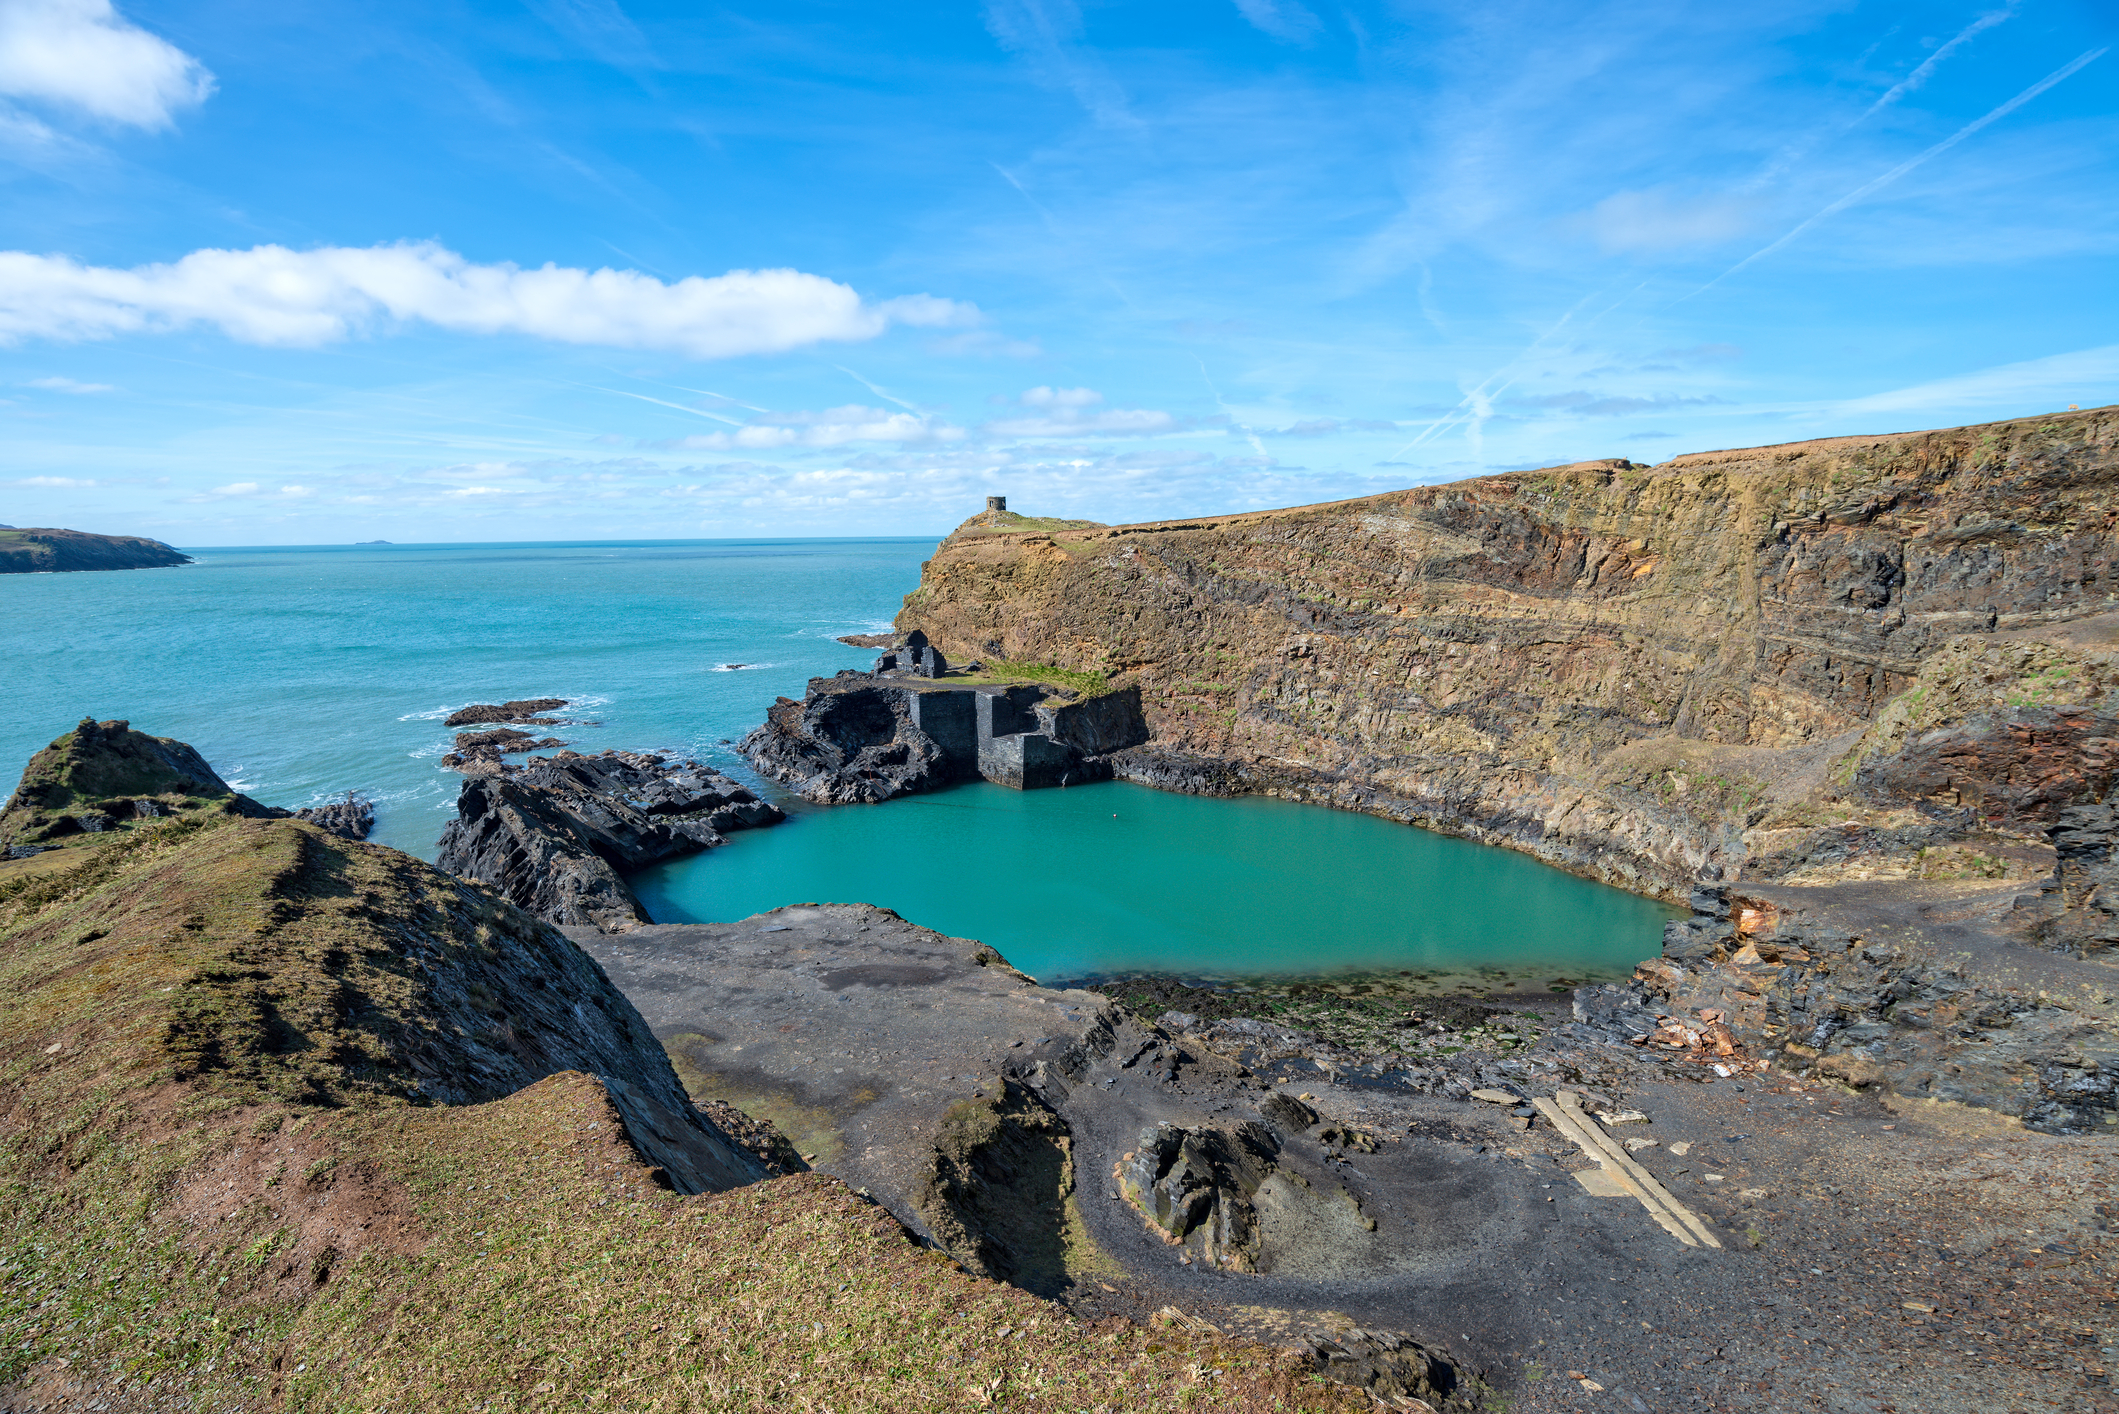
left=0, top=815, right=1359, bottom=1412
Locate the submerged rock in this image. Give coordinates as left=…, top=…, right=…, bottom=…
left=434, top=750, right=784, bottom=932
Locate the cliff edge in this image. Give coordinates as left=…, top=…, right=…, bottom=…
left=899, top=406, right=2119, bottom=901
left=0, top=526, right=191, bottom=573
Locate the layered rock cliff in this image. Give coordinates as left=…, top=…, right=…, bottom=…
left=900, top=407, right=2119, bottom=900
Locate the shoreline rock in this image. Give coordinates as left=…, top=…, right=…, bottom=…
left=434, top=750, right=785, bottom=931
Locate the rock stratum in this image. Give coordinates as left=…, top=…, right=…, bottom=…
left=0, top=526, right=191, bottom=573
left=900, top=407, right=2119, bottom=903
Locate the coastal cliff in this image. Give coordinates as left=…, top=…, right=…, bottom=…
left=899, top=406, right=2119, bottom=901
left=0, top=526, right=191, bottom=573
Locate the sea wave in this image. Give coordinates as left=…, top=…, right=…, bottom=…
left=709, top=662, right=775, bottom=672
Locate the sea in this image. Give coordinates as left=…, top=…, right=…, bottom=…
left=3, top=539, right=1675, bottom=985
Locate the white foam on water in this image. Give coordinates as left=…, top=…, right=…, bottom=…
left=709, top=662, right=777, bottom=672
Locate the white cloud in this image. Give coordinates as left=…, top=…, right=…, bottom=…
left=1232, top=0, right=1319, bottom=45
left=984, top=386, right=1191, bottom=437
left=24, top=374, right=113, bottom=392
left=660, top=404, right=967, bottom=450
left=0, top=0, right=214, bottom=128
left=13, top=474, right=94, bottom=485
left=0, top=242, right=980, bottom=358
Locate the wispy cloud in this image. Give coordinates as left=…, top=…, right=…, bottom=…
left=983, top=0, right=1136, bottom=127
left=0, top=242, right=980, bottom=357
left=656, top=405, right=967, bottom=450
left=983, top=385, right=1196, bottom=438
left=0, top=0, right=214, bottom=128
left=24, top=375, right=114, bottom=393
left=1232, top=0, right=1320, bottom=46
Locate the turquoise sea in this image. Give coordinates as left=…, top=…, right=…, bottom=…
left=4, top=539, right=1674, bottom=983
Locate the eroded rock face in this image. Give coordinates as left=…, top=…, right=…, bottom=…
left=897, top=408, right=2119, bottom=898
left=741, top=678, right=954, bottom=803
left=434, top=751, right=784, bottom=931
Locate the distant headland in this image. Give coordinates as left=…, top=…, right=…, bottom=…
left=0, top=527, right=192, bottom=574
left=356, top=539, right=394, bottom=544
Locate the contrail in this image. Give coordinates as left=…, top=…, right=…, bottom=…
left=835, top=365, right=923, bottom=413
left=1688, top=47, right=2107, bottom=300
left=585, top=386, right=744, bottom=424
left=1384, top=283, right=1644, bottom=458
left=1857, top=3, right=2019, bottom=125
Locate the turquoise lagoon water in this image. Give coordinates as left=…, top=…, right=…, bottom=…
left=3, top=539, right=1674, bottom=982
left=632, top=778, right=1676, bottom=985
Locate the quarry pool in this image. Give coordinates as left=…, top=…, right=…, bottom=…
left=630, top=778, right=1680, bottom=987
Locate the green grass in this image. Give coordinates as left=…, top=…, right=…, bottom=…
left=952, top=659, right=1115, bottom=699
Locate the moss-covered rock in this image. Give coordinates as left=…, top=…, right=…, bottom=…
left=0, top=717, right=285, bottom=847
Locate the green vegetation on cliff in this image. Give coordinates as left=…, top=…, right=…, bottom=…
left=0, top=718, right=284, bottom=849
left=0, top=527, right=191, bottom=574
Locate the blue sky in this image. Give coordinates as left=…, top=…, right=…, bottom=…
left=0, top=0, right=2113, bottom=543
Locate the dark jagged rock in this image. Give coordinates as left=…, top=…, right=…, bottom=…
left=0, top=527, right=191, bottom=574
left=444, top=698, right=569, bottom=727
left=0, top=717, right=287, bottom=847
left=434, top=750, right=784, bottom=932
left=294, top=793, right=375, bottom=841
left=740, top=673, right=1147, bottom=802
left=741, top=680, right=954, bottom=804
left=2022, top=793, right=2119, bottom=957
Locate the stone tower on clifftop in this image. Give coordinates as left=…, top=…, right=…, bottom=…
left=987, top=495, right=1006, bottom=512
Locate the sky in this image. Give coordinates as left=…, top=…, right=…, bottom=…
left=0, top=0, right=2113, bottom=544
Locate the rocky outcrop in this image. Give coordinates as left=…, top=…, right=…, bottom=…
left=0, top=717, right=287, bottom=847
left=0, top=527, right=191, bottom=573
left=444, top=698, right=570, bottom=727
left=1606, top=880, right=2119, bottom=1133
left=740, top=673, right=1148, bottom=801
left=2028, top=795, right=2119, bottom=956
left=898, top=407, right=2119, bottom=900
left=293, top=792, right=375, bottom=840
left=434, top=750, right=784, bottom=931
left=742, top=676, right=953, bottom=802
